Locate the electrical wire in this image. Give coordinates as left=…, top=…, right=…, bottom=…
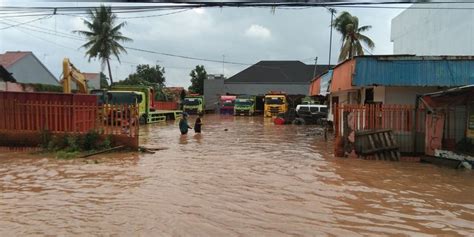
left=0, top=15, right=52, bottom=30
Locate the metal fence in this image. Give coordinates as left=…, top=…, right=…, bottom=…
left=0, top=92, right=138, bottom=137
left=334, top=104, right=426, bottom=153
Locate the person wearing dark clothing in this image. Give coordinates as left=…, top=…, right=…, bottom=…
left=194, top=113, right=203, bottom=133
left=179, top=113, right=192, bottom=135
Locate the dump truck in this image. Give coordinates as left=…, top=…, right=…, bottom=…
left=108, top=85, right=165, bottom=124
left=264, top=91, right=288, bottom=117
left=183, top=94, right=205, bottom=115
left=234, top=95, right=264, bottom=116
left=219, top=95, right=236, bottom=115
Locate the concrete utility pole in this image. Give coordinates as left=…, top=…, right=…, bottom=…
left=222, top=55, right=225, bottom=77
left=327, top=8, right=336, bottom=70
left=312, top=57, right=318, bottom=79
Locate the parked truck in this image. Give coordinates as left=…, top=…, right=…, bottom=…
left=102, top=85, right=165, bottom=124
left=264, top=91, right=288, bottom=117
left=219, top=95, right=236, bottom=115
left=183, top=94, right=205, bottom=115
left=234, top=95, right=264, bottom=116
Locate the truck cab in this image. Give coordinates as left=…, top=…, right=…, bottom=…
left=183, top=95, right=204, bottom=115
left=264, top=92, right=288, bottom=117
left=219, top=95, right=236, bottom=115
left=109, top=85, right=166, bottom=124
left=234, top=95, right=264, bottom=116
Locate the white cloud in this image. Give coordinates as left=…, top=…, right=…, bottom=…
left=244, top=24, right=271, bottom=40
left=193, top=8, right=205, bottom=15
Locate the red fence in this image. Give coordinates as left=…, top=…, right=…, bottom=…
left=0, top=91, right=138, bottom=137
left=333, top=103, right=427, bottom=154
left=154, top=101, right=178, bottom=110
left=334, top=104, right=425, bottom=137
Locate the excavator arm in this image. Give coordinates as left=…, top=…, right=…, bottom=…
left=61, top=58, right=88, bottom=94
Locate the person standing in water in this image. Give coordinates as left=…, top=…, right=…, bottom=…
left=179, top=113, right=192, bottom=135
left=194, top=113, right=203, bottom=133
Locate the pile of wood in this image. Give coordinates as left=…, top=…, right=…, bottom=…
left=355, top=129, right=401, bottom=161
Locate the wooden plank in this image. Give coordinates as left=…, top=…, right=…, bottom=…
left=383, top=131, right=396, bottom=161
left=375, top=133, right=386, bottom=160
left=388, top=131, right=401, bottom=161
left=367, top=134, right=380, bottom=160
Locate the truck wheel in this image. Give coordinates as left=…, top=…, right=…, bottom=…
left=139, top=115, right=147, bottom=125
left=292, top=118, right=305, bottom=125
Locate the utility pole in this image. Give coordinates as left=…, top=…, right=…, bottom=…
left=327, top=8, right=336, bottom=70
left=312, top=57, right=318, bottom=80
left=222, top=54, right=225, bottom=77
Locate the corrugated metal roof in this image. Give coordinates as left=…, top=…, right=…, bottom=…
left=353, top=57, right=474, bottom=87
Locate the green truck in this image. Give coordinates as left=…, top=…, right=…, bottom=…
left=234, top=95, right=264, bottom=116
left=91, top=85, right=166, bottom=124
left=183, top=94, right=205, bottom=115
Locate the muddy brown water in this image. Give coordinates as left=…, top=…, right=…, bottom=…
left=1, top=114, right=473, bottom=236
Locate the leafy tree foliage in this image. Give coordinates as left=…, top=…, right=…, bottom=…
left=188, top=65, right=207, bottom=95
left=74, top=5, right=132, bottom=84
left=100, top=72, right=109, bottom=88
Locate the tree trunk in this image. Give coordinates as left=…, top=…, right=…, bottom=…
left=348, top=38, right=354, bottom=59
left=106, top=58, right=114, bottom=85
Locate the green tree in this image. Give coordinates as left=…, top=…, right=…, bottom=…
left=333, top=11, right=375, bottom=62
left=74, top=5, right=132, bottom=84
left=100, top=72, right=109, bottom=88
left=188, top=65, right=207, bottom=95
left=115, top=64, right=165, bottom=86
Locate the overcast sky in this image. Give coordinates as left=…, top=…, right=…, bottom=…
left=0, top=1, right=406, bottom=87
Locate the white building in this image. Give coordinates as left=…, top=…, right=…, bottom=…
left=391, top=3, right=474, bottom=55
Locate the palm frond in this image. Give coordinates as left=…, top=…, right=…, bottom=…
left=358, top=25, right=372, bottom=32
left=355, top=40, right=364, bottom=56
left=338, top=37, right=352, bottom=62
left=357, top=33, right=375, bottom=49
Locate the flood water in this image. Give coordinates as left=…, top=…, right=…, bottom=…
left=1, top=114, right=473, bottom=236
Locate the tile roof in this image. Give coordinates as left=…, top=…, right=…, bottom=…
left=0, top=51, right=31, bottom=68
left=226, top=61, right=332, bottom=84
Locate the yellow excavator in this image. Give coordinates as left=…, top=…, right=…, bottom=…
left=61, top=58, right=88, bottom=94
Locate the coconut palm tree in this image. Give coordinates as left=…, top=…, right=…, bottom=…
left=74, top=5, right=132, bottom=85
left=333, top=11, right=375, bottom=62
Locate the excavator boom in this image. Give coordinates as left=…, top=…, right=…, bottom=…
left=61, top=58, right=88, bottom=94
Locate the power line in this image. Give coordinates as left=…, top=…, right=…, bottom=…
left=120, top=9, right=192, bottom=19
left=0, top=15, right=51, bottom=30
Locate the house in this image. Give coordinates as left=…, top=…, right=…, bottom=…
left=224, top=61, right=331, bottom=95
left=419, top=85, right=474, bottom=168
left=391, top=3, right=474, bottom=56
left=0, top=51, right=59, bottom=86
left=327, top=55, right=474, bottom=119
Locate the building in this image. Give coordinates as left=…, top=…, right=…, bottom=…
left=203, top=74, right=225, bottom=111
left=224, top=61, right=330, bottom=95
left=0, top=51, right=59, bottom=86
left=421, top=86, right=474, bottom=158
left=391, top=3, right=474, bottom=55
left=309, top=69, right=332, bottom=98
left=327, top=55, right=474, bottom=119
